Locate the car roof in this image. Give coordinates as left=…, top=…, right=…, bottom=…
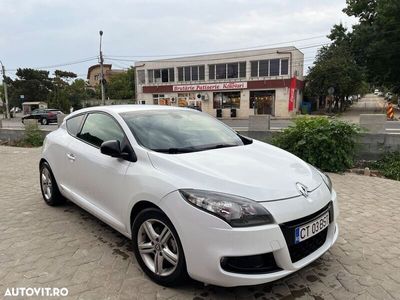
left=67, top=105, right=192, bottom=118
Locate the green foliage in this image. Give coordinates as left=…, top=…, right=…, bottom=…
left=21, top=123, right=44, bottom=147
left=370, top=152, right=400, bottom=181
left=272, top=117, right=361, bottom=172
left=343, top=0, right=400, bottom=88
left=106, top=68, right=135, bottom=99
left=306, top=24, right=366, bottom=112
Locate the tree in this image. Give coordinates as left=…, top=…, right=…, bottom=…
left=106, top=68, right=135, bottom=100
left=343, top=0, right=400, bottom=90
left=7, top=68, right=53, bottom=106
left=306, top=25, right=365, bottom=112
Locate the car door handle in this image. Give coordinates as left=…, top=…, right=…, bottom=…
left=66, top=153, right=76, bottom=161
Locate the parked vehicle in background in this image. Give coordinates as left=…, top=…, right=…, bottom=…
left=385, top=92, right=393, bottom=101
left=22, top=109, right=62, bottom=125
left=39, top=105, right=339, bottom=287
left=10, top=107, right=21, bottom=113
left=374, top=89, right=380, bottom=95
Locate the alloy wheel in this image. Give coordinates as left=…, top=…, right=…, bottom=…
left=41, top=167, right=53, bottom=200
left=137, top=219, right=179, bottom=277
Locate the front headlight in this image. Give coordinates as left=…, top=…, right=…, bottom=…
left=179, top=189, right=274, bottom=227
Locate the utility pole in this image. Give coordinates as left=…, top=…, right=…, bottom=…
left=99, top=30, right=106, bottom=106
left=0, top=61, right=10, bottom=119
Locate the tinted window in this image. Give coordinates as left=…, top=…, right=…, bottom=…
left=281, top=59, right=289, bottom=75
left=199, top=65, right=205, bottom=80
left=209, top=65, right=215, bottom=80
left=178, top=67, right=184, bottom=81
left=77, top=113, right=125, bottom=148
left=251, top=61, right=258, bottom=77
left=66, top=114, right=85, bottom=137
left=270, top=59, right=280, bottom=76
left=121, top=110, right=244, bottom=153
left=239, top=62, right=246, bottom=78
left=259, top=60, right=269, bottom=76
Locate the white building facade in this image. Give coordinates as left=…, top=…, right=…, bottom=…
left=135, top=47, right=304, bottom=118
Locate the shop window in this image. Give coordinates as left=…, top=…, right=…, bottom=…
left=209, top=65, right=216, bottom=80
left=213, top=92, right=241, bottom=109
left=137, top=70, right=145, bottom=84
left=281, top=59, right=289, bottom=75
left=270, top=59, right=280, bottom=76
left=239, top=62, right=246, bottom=78
left=251, top=61, right=258, bottom=77
left=259, top=60, right=269, bottom=76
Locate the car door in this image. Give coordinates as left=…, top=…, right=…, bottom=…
left=64, top=112, right=131, bottom=231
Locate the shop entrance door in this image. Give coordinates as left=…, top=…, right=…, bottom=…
left=250, top=90, right=275, bottom=115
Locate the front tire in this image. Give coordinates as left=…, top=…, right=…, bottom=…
left=41, top=118, right=48, bottom=125
left=132, top=208, right=188, bottom=286
left=39, top=162, right=65, bottom=206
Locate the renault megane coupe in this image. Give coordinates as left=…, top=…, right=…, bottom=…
left=39, top=105, right=338, bottom=287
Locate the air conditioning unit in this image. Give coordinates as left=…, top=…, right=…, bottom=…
left=201, top=94, right=209, bottom=101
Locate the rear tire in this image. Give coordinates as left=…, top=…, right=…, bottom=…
left=41, top=118, right=48, bottom=125
left=132, top=208, right=188, bottom=286
left=39, top=162, right=65, bottom=206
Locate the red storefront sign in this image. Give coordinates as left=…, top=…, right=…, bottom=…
left=172, top=82, right=247, bottom=92
left=288, top=76, right=296, bottom=111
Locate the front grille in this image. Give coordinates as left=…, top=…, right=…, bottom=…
left=220, top=252, right=281, bottom=274
left=287, top=228, right=328, bottom=262
left=279, top=202, right=333, bottom=263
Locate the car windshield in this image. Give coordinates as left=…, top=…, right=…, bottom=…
left=120, top=109, right=247, bottom=153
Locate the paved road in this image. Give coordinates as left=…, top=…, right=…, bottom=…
left=221, top=94, right=400, bottom=132
left=1, top=145, right=400, bottom=299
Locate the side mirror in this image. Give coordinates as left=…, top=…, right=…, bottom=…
left=100, top=140, right=138, bottom=162
left=100, top=140, right=122, bottom=158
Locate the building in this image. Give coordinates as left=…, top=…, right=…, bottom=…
left=135, top=47, right=304, bottom=118
left=22, top=101, right=47, bottom=115
left=87, top=64, right=125, bottom=87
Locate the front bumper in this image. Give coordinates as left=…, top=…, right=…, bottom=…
left=159, top=186, right=339, bottom=287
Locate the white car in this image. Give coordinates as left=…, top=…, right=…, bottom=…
left=40, top=105, right=339, bottom=287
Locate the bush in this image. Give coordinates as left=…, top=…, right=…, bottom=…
left=21, top=123, right=44, bottom=147
left=370, top=152, right=400, bottom=181
left=272, top=116, right=360, bottom=172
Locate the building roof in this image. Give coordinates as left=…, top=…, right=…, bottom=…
left=87, top=64, right=112, bottom=79
left=22, top=101, right=47, bottom=105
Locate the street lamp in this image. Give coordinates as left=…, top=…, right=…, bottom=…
left=99, top=30, right=106, bottom=106
left=0, top=60, right=10, bottom=119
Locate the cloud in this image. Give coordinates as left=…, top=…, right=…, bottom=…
left=0, top=0, right=357, bottom=78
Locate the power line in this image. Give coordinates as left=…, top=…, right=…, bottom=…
left=5, top=56, right=98, bottom=72
left=105, top=35, right=329, bottom=58
left=105, top=43, right=330, bottom=64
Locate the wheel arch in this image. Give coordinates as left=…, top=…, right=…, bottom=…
left=130, top=200, right=161, bottom=235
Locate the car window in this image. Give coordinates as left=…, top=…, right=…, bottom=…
left=77, top=113, right=125, bottom=148
left=121, top=109, right=245, bottom=153
left=66, top=114, right=85, bottom=137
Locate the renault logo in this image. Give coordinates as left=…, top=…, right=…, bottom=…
left=296, top=182, right=309, bottom=198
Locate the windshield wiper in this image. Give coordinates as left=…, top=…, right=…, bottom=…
left=198, top=143, right=239, bottom=151
left=152, top=147, right=198, bottom=154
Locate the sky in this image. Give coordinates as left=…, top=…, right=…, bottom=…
left=0, top=0, right=358, bottom=80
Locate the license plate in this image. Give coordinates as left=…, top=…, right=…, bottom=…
left=295, top=211, right=329, bottom=244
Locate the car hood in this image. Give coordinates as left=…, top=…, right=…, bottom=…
left=147, top=140, right=323, bottom=201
